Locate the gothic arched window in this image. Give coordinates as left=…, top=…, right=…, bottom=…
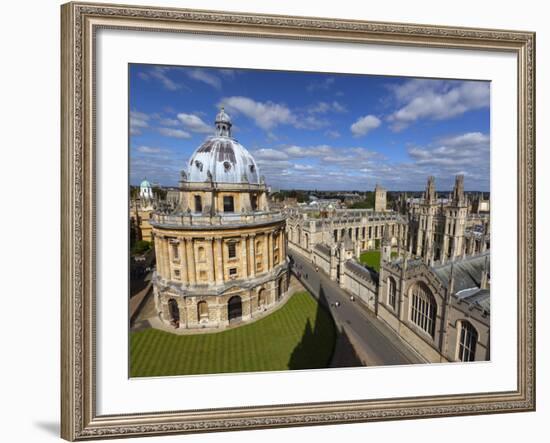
left=387, top=277, right=397, bottom=310
left=410, top=282, right=437, bottom=337
left=457, top=320, right=478, bottom=362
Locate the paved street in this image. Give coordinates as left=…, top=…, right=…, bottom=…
left=289, top=250, right=424, bottom=367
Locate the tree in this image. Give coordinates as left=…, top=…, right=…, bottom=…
left=132, top=240, right=151, bottom=255
left=350, top=192, right=374, bottom=209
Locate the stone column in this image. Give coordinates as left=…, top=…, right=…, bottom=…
left=249, top=233, right=256, bottom=277
left=160, top=236, right=169, bottom=279
left=177, top=239, right=188, bottom=284
left=441, top=235, right=449, bottom=264
left=185, top=237, right=196, bottom=285
left=263, top=234, right=269, bottom=273
left=154, top=235, right=163, bottom=278
left=214, top=238, right=224, bottom=285
left=280, top=230, right=286, bottom=261
left=268, top=231, right=274, bottom=270
left=240, top=234, right=249, bottom=279
left=206, top=237, right=214, bottom=284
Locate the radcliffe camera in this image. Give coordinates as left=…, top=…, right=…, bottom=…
left=128, top=65, right=490, bottom=377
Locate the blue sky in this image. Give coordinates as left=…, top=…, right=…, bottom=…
left=129, top=64, right=490, bottom=191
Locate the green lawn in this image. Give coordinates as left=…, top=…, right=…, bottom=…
left=130, top=291, right=336, bottom=377
left=359, top=250, right=398, bottom=272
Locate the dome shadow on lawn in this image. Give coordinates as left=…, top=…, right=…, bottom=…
left=130, top=291, right=336, bottom=377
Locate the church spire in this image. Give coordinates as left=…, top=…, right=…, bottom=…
left=452, top=174, right=465, bottom=206
left=424, top=176, right=436, bottom=204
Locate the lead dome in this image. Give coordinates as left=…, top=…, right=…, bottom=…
left=186, top=108, right=261, bottom=184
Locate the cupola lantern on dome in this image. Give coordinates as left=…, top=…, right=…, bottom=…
left=215, top=106, right=232, bottom=137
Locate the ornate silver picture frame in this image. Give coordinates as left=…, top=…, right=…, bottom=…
left=61, top=2, right=535, bottom=440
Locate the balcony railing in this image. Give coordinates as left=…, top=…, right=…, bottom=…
left=150, top=211, right=285, bottom=228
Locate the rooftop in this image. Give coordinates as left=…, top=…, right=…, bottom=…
left=431, top=251, right=490, bottom=294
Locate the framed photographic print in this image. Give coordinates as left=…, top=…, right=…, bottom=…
left=61, top=1, right=536, bottom=440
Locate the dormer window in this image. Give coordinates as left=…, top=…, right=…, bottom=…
left=195, top=160, right=203, bottom=171
left=249, top=165, right=256, bottom=174
left=223, top=161, right=231, bottom=172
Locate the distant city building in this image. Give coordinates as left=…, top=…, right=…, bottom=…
left=374, top=183, right=387, bottom=212
left=150, top=109, right=289, bottom=330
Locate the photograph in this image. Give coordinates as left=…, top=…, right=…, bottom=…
left=57, top=2, right=536, bottom=440
left=128, top=65, right=491, bottom=378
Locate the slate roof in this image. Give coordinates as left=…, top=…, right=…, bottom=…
left=456, top=288, right=490, bottom=312
left=431, top=251, right=490, bottom=294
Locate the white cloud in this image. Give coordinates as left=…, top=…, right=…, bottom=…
left=325, top=130, right=341, bottom=139
left=308, top=101, right=347, bottom=114
left=294, top=115, right=329, bottom=130
left=177, top=113, right=213, bottom=134
left=306, top=77, right=335, bottom=92
left=253, top=148, right=289, bottom=161
left=220, top=96, right=295, bottom=130
left=186, top=69, right=221, bottom=89
left=407, top=131, right=490, bottom=177
left=388, top=79, right=490, bottom=131
left=130, top=111, right=150, bottom=135
left=148, top=67, right=182, bottom=91
left=157, top=127, right=191, bottom=139
left=136, top=146, right=162, bottom=154
left=284, top=145, right=334, bottom=158
left=438, top=132, right=490, bottom=147
left=350, top=115, right=381, bottom=136
left=218, top=96, right=338, bottom=132
left=158, top=118, right=179, bottom=127
left=294, top=164, right=314, bottom=170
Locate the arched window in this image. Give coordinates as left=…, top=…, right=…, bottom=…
left=387, top=276, right=397, bottom=310
left=197, top=301, right=208, bottom=322
left=304, top=233, right=309, bottom=249
left=258, top=288, right=266, bottom=309
left=457, top=320, right=478, bottom=362
left=228, top=296, right=242, bottom=322
left=277, top=277, right=285, bottom=300
left=410, top=282, right=437, bottom=337
left=168, top=298, right=180, bottom=325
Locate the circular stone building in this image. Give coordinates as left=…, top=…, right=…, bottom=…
left=150, top=109, right=289, bottom=330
